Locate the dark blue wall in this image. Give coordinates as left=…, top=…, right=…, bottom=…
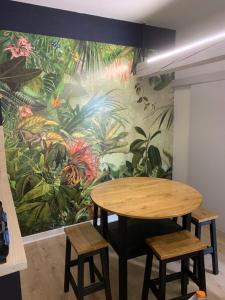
left=1, top=1, right=175, bottom=48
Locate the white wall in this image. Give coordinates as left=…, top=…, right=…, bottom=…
left=173, top=87, right=191, bottom=183
left=188, top=81, right=225, bottom=231
left=173, top=11, right=225, bottom=232
left=173, top=74, right=225, bottom=233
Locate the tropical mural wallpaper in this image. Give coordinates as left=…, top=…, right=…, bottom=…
left=0, top=30, right=174, bottom=236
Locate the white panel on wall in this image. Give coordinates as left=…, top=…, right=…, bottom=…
left=173, top=87, right=191, bottom=183
left=188, top=80, right=225, bottom=232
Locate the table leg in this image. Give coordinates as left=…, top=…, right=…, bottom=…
left=118, top=216, right=128, bottom=300
left=99, top=208, right=110, bottom=267
left=100, top=208, right=108, bottom=239
left=182, top=213, right=192, bottom=231
left=93, top=203, right=98, bottom=228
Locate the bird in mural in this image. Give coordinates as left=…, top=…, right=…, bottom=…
left=51, top=40, right=60, bottom=49
left=18, top=129, right=45, bottom=148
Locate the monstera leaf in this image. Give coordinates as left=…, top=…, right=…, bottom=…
left=0, top=57, right=42, bottom=91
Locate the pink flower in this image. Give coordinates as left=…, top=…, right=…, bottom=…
left=4, top=36, right=32, bottom=58
left=18, top=106, right=33, bottom=119
left=105, top=58, right=132, bottom=82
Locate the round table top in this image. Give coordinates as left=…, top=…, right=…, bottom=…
left=91, top=177, right=202, bottom=219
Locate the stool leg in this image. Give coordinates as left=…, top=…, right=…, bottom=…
left=142, top=252, right=153, bottom=300
left=64, top=237, right=71, bottom=293
left=181, top=257, right=189, bottom=295
left=100, top=247, right=112, bottom=300
left=158, top=261, right=166, bottom=300
left=210, top=220, right=219, bottom=275
left=88, top=256, right=96, bottom=283
left=193, top=223, right=202, bottom=276
left=77, top=256, right=84, bottom=300
left=195, top=222, right=202, bottom=239
left=197, top=250, right=206, bottom=293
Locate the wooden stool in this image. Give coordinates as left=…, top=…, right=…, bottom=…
left=64, top=222, right=112, bottom=300
left=142, top=231, right=207, bottom=300
left=191, top=207, right=219, bottom=275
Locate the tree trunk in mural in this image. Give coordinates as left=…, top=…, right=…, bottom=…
left=0, top=30, right=174, bottom=236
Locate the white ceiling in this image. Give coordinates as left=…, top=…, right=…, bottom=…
left=13, top=0, right=225, bottom=30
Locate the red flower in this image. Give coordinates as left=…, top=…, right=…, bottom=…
left=18, top=105, right=33, bottom=119
left=62, top=138, right=99, bottom=185
left=4, top=36, right=32, bottom=58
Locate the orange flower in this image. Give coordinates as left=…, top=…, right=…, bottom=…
left=51, top=98, right=61, bottom=108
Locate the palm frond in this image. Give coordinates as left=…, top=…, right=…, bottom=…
left=0, top=81, right=46, bottom=110
left=62, top=92, right=127, bottom=134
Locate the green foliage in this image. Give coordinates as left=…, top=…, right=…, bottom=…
left=89, top=118, right=128, bottom=155
left=0, top=81, right=45, bottom=116
left=150, top=103, right=174, bottom=130
left=5, top=142, right=92, bottom=235
left=0, top=30, right=173, bottom=236
left=148, top=145, right=162, bottom=169
left=149, top=73, right=175, bottom=91
left=41, top=73, right=64, bottom=99
left=0, top=57, right=42, bottom=91
left=126, top=126, right=172, bottom=178
left=135, top=82, right=152, bottom=111
left=135, top=74, right=174, bottom=129
left=58, top=92, right=126, bottom=135
left=148, top=74, right=174, bottom=130
left=26, top=34, right=77, bottom=74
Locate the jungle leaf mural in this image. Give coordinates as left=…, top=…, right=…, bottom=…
left=0, top=30, right=174, bottom=236
left=0, top=57, right=42, bottom=91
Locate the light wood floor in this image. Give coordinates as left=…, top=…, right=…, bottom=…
left=21, top=225, right=225, bottom=300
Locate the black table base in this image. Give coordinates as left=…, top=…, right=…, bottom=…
left=95, top=206, right=192, bottom=300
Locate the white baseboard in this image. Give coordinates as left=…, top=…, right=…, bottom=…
left=22, top=214, right=118, bottom=245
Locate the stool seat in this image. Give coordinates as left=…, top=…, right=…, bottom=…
left=65, top=222, right=108, bottom=255
left=191, top=207, right=219, bottom=275
left=142, top=231, right=207, bottom=300
left=146, top=230, right=207, bottom=260
left=192, top=207, right=218, bottom=223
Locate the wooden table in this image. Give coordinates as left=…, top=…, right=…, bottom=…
left=91, top=177, right=202, bottom=300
